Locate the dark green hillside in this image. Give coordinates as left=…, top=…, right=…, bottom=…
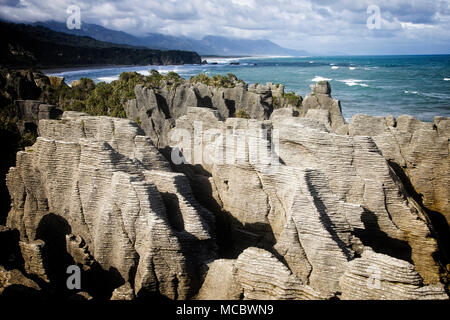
left=0, top=22, right=202, bottom=69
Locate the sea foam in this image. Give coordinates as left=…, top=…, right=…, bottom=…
left=97, top=76, right=119, bottom=83
left=338, top=79, right=369, bottom=87
left=312, top=76, right=332, bottom=82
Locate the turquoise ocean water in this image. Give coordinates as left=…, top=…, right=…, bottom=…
left=47, top=55, right=450, bottom=122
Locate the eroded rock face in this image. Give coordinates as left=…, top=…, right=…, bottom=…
left=195, top=248, right=324, bottom=300
left=195, top=259, right=242, bottom=300
left=19, top=240, right=48, bottom=282
left=234, top=247, right=324, bottom=300
left=3, top=79, right=449, bottom=301
left=5, top=112, right=216, bottom=299
left=348, top=114, right=450, bottom=226
left=340, top=249, right=448, bottom=300
left=125, top=81, right=301, bottom=148
left=301, top=82, right=347, bottom=134
left=0, top=266, right=41, bottom=296
left=14, top=100, right=63, bottom=135
left=111, top=283, right=135, bottom=301
left=168, top=106, right=447, bottom=299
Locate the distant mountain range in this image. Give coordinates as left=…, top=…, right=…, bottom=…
left=34, top=21, right=309, bottom=56
left=0, top=22, right=201, bottom=69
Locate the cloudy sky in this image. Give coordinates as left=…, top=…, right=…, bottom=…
left=1, top=0, right=449, bottom=54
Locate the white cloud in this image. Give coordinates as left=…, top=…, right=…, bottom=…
left=0, top=0, right=449, bottom=54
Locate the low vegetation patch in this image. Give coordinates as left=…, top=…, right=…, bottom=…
left=283, top=91, right=301, bottom=106
left=235, top=109, right=250, bottom=119
left=190, top=73, right=245, bottom=88
left=62, top=70, right=186, bottom=118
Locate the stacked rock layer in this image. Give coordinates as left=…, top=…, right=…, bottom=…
left=3, top=80, right=449, bottom=300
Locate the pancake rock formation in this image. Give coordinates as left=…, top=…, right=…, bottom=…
left=348, top=114, right=450, bottom=226
left=5, top=112, right=216, bottom=299
left=125, top=77, right=302, bottom=149
left=167, top=105, right=448, bottom=300
left=2, top=78, right=449, bottom=300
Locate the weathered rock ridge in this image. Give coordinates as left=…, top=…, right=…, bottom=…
left=348, top=114, right=450, bottom=226
left=5, top=112, right=216, bottom=299
left=125, top=79, right=301, bottom=148
left=302, top=81, right=347, bottom=134
left=166, top=106, right=447, bottom=299
left=2, top=79, right=449, bottom=300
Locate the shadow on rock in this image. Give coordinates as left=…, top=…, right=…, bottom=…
left=354, top=209, right=413, bottom=263
left=35, top=213, right=125, bottom=300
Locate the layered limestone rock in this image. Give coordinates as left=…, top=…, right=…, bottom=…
left=198, top=246, right=448, bottom=300
left=14, top=100, right=63, bottom=134
left=5, top=112, right=216, bottom=299
left=340, top=249, right=448, bottom=300
left=65, top=234, right=94, bottom=269
left=125, top=79, right=301, bottom=148
left=171, top=106, right=447, bottom=299
left=348, top=114, right=450, bottom=225
left=0, top=266, right=41, bottom=296
left=273, top=116, right=444, bottom=284
left=19, top=240, right=48, bottom=282
left=196, top=248, right=323, bottom=300
left=301, top=81, right=347, bottom=134
left=111, top=283, right=135, bottom=301
left=234, top=247, right=324, bottom=300
left=195, top=259, right=242, bottom=300
left=3, top=77, right=448, bottom=300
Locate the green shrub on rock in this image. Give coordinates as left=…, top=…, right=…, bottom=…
left=235, top=109, right=250, bottom=119
left=147, top=69, right=164, bottom=87
left=190, top=73, right=244, bottom=88
left=283, top=91, right=301, bottom=107
left=61, top=72, right=147, bottom=118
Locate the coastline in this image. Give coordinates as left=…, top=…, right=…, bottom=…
left=0, top=66, right=448, bottom=302
left=40, top=55, right=450, bottom=122
left=41, top=64, right=141, bottom=74
left=42, top=58, right=248, bottom=74
left=42, top=55, right=288, bottom=74
left=41, top=63, right=203, bottom=75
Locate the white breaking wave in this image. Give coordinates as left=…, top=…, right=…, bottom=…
left=97, top=76, right=119, bottom=83
left=404, top=90, right=450, bottom=99
left=338, top=79, right=369, bottom=87
left=95, top=66, right=193, bottom=82
left=349, top=67, right=356, bottom=70
left=312, top=76, right=332, bottom=82
left=420, top=92, right=450, bottom=99
left=47, top=67, right=119, bottom=77
left=444, top=78, right=450, bottom=81
left=139, top=65, right=199, bottom=75
left=137, top=70, right=150, bottom=76
left=203, top=55, right=286, bottom=64
left=251, top=55, right=295, bottom=59
left=204, top=58, right=241, bottom=64
left=202, top=56, right=294, bottom=65
left=331, top=66, right=339, bottom=70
